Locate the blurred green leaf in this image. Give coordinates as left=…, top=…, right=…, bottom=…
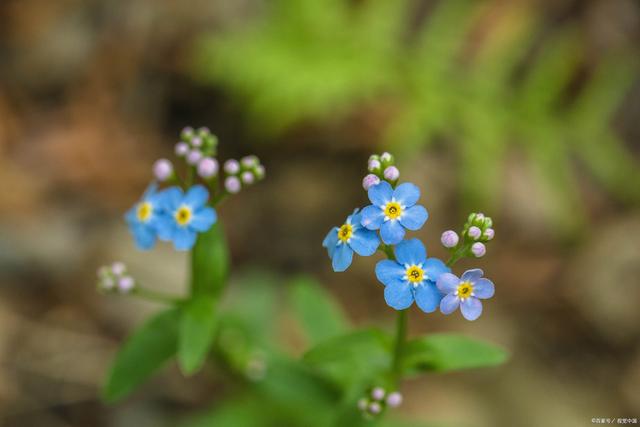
left=191, top=222, right=229, bottom=298
left=178, top=297, right=218, bottom=375
left=303, top=328, right=392, bottom=388
left=403, top=334, right=508, bottom=375
left=181, top=395, right=280, bottom=427
left=103, top=308, right=180, bottom=403
left=289, top=276, right=348, bottom=345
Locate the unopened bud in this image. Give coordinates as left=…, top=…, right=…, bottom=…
left=468, top=226, right=482, bottom=240
left=383, top=166, right=399, bottom=181
left=357, top=398, right=368, bottom=411
left=441, top=230, right=459, bottom=248
left=371, top=387, right=385, bottom=401
left=484, top=228, right=495, bottom=240
left=386, top=392, right=403, bottom=408
left=118, top=276, right=135, bottom=293
left=254, top=164, right=266, bottom=180
left=368, top=402, right=382, bottom=415
left=241, top=155, right=259, bottom=168
left=224, top=159, right=240, bottom=175
left=191, top=136, right=203, bottom=147
left=368, top=159, right=381, bottom=172
left=241, top=171, right=255, bottom=185
left=175, top=142, right=189, bottom=157
left=363, top=174, right=381, bottom=191
left=112, top=262, right=126, bottom=276
left=153, top=159, right=173, bottom=182
left=197, top=157, right=219, bottom=178
left=180, top=126, right=194, bottom=140
left=187, top=149, right=202, bottom=165
left=380, top=152, right=393, bottom=163
left=225, top=176, right=241, bottom=194
left=471, top=242, right=486, bottom=257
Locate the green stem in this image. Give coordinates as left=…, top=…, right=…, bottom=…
left=391, top=309, right=407, bottom=383
left=131, top=286, right=182, bottom=305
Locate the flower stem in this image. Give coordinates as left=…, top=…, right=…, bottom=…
left=131, top=286, right=182, bottom=305
left=391, top=308, right=408, bottom=384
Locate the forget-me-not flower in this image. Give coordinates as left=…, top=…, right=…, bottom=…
left=436, top=269, right=495, bottom=321
left=361, top=182, right=428, bottom=245
left=157, top=185, right=217, bottom=250
left=374, top=239, right=449, bottom=312
left=125, top=183, right=167, bottom=250
left=323, top=209, right=380, bottom=272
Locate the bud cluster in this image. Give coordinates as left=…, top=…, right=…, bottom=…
left=441, top=212, right=495, bottom=259
left=97, top=262, right=136, bottom=294
left=362, top=152, right=399, bottom=191
left=357, top=387, right=403, bottom=418
left=223, top=155, right=266, bottom=194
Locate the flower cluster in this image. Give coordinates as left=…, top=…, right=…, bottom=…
left=323, top=155, right=496, bottom=320
left=125, top=127, right=265, bottom=251
left=357, top=387, right=403, bottom=418
left=97, top=262, right=136, bottom=294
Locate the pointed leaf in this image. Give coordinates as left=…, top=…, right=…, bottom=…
left=178, top=297, right=218, bottom=375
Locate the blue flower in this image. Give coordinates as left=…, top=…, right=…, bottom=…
left=374, top=239, right=450, bottom=312
left=156, top=185, right=218, bottom=250
left=322, top=209, right=380, bottom=272
left=360, top=181, right=428, bottom=245
left=436, top=269, right=495, bottom=321
left=125, top=183, right=167, bottom=250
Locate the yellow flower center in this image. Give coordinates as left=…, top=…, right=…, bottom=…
left=137, top=202, right=153, bottom=222
left=384, top=201, right=403, bottom=220
left=175, top=205, right=192, bottom=226
left=457, top=281, right=474, bottom=299
left=406, top=265, right=424, bottom=284
left=337, top=223, right=353, bottom=243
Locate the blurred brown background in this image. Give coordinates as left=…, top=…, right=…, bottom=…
left=1, top=0, right=639, bottom=426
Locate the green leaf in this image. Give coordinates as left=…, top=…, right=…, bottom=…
left=103, top=308, right=180, bottom=403
left=403, top=334, right=508, bottom=375
left=178, top=297, right=218, bottom=375
left=289, top=276, right=348, bottom=345
left=303, top=328, right=392, bottom=388
left=191, top=222, right=229, bottom=298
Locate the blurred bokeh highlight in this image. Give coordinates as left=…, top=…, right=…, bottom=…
left=1, top=0, right=639, bottom=426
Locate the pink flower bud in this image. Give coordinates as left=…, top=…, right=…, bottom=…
left=175, top=142, right=189, bottom=156
left=225, top=176, right=241, bottom=194
left=468, top=226, right=481, bottom=240
left=386, top=392, right=403, bottom=408
left=441, top=230, right=459, bottom=248
left=197, top=157, right=219, bottom=178
left=357, top=398, right=368, bottom=411
left=380, top=152, right=392, bottom=163
left=368, top=402, right=382, bottom=415
left=383, top=166, right=400, bottom=181
left=471, top=242, right=486, bottom=257
left=224, top=159, right=240, bottom=175
left=153, top=159, right=173, bottom=182
left=371, top=387, right=385, bottom=401
left=368, top=159, right=381, bottom=171
left=254, top=164, right=266, bottom=180
left=111, top=262, right=126, bottom=276
left=118, top=276, right=135, bottom=293
left=241, top=171, right=254, bottom=185
left=191, top=136, right=203, bottom=147
left=187, top=149, right=202, bottom=165
left=362, top=174, right=381, bottom=191
left=241, top=155, right=258, bottom=168
left=484, top=228, right=495, bottom=240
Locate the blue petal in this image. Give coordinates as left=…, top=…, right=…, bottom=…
left=384, top=281, right=414, bottom=310
left=190, top=207, right=217, bottom=232
left=460, top=298, right=483, bottom=321
left=159, top=187, right=183, bottom=211
left=462, top=269, right=484, bottom=283
left=332, top=244, right=353, bottom=272
left=414, top=282, right=442, bottom=313
left=125, top=205, right=138, bottom=224
left=142, top=182, right=159, bottom=199
left=375, top=260, right=405, bottom=287
left=440, top=294, right=460, bottom=314
left=348, top=210, right=362, bottom=226
left=174, top=227, right=197, bottom=250
left=349, top=228, right=380, bottom=256
left=399, top=205, right=428, bottom=231
left=184, top=185, right=209, bottom=208
left=361, top=205, right=384, bottom=230
left=322, top=227, right=339, bottom=259
left=393, top=182, right=420, bottom=207
left=156, top=215, right=176, bottom=241
left=132, top=224, right=156, bottom=250
left=436, top=272, right=460, bottom=294
left=368, top=181, right=393, bottom=206
left=423, top=258, right=450, bottom=283
left=394, top=238, right=426, bottom=265
left=380, top=220, right=405, bottom=245
left=473, top=278, right=495, bottom=299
